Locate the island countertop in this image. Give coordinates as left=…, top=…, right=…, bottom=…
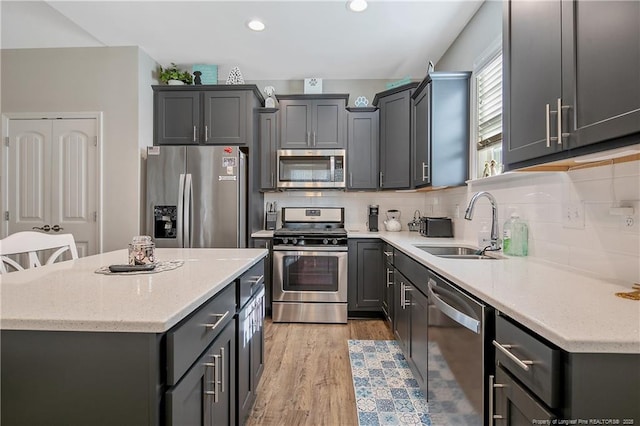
left=0, top=248, right=267, bottom=333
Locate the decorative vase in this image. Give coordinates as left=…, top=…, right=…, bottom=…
left=167, top=80, right=185, bottom=86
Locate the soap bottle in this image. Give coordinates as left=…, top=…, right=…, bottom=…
left=502, top=214, right=515, bottom=255
left=511, top=214, right=529, bottom=256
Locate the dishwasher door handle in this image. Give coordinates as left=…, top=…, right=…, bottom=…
left=428, top=279, right=480, bottom=333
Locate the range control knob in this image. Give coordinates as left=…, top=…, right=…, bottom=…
left=292, top=238, right=298, bottom=245
left=323, top=238, right=329, bottom=245
left=282, top=238, right=288, bottom=245
left=332, top=238, right=338, bottom=245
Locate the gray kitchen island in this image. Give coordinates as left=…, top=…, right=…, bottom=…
left=0, top=248, right=267, bottom=426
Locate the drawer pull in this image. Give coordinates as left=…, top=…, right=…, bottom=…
left=204, top=311, right=230, bottom=331
left=249, top=275, right=265, bottom=286
left=386, top=268, right=394, bottom=287
left=493, top=340, right=533, bottom=372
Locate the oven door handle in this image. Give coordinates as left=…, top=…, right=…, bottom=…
left=428, top=279, right=480, bottom=334
left=273, top=246, right=348, bottom=252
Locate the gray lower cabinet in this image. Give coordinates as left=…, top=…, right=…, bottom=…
left=348, top=239, right=384, bottom=314
left=346, top=107, right=379, bottom=190
left=258, top=108, right=278, bottom=190
left=382, top=244, right=394, bottom=324
left=411, top=72, right=470, bottom=188
left=504, top=0, right=640, bottom=169
left=153, top=85, right=263, bottom=146
left=236, top=285, right=265, bottom=425
left=492, top=312, right=640, bottom=422
left=167, top=320, right=237, bottom=426
left=276, top=95, right=348, bottom=149
left=393, top=250, right=430, bottom=391
left=374, top=83, right=419, bottom=189
left=393, top=268, right=411, bottom=355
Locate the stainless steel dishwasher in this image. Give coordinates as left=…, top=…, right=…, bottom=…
left=427, top=271, right=494, bottom=426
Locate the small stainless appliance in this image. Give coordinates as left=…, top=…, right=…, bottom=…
left=272, top=207, right=347, bottom=323
left=276, top=149, right=346, bottom=189
left=265, top=202, right=277, bottom=230
left=420, top=217, right=453, bottom=237
left=427, top=271, right=493, bottom=425
left=368, top=205, right=379, bottom=232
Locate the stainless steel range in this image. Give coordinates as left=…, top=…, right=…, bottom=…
left=272, top=207, right=348, bottom=324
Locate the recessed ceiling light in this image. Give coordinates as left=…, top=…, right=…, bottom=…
left=347, top=0, right=368, bottom=12
left=247, top=19, right=265, bottom=32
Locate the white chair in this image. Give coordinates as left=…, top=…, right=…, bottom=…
left=0, top=231, right=79, bottom=274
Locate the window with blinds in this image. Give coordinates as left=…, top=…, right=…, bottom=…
left=475, top=52, right=503, bottom=178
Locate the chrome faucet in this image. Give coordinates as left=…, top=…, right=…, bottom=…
left=464, top=191, right=501, bottom=251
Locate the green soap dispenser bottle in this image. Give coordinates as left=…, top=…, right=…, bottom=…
left=510, top=213, right=529, bottom=256
left=502, top=214, right=515, bottom=255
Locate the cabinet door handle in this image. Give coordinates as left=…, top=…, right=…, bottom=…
left=422, top=162, right=429, bottom=181
left=204, top=359, right=218, bottom=402
left=313, top=132, right=316, bottom=146
left=489, top=374, right=505, bottom=425
left=271, top=173, right=275, bottom=187
left=545, top=104, right=551, bottom=148
left=386, top=268, right=393, bottom=287
left=205, top=125, right=209, bottom=142
left=349, top=173, right=353, bottom=187
left=383, top=251, right=393, bottom=258
left=492, top=340, right=533, bottom=371
left=307, top=131, right=311, bottom=145
left=219, top=347, right=225, bottom=393
left=557, top=98, right=570, bottom=144
left=379, top=172, right=383, bottom=188
left=204, top=311, right=229, bottom=331
left=193, top=126, right=197, bottom=142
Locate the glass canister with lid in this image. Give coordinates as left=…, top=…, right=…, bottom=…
left=128, top=235, right=156, bottom=265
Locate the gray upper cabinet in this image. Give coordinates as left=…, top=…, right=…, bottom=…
left=563, top=1, right=640, bottom=149
left=347, top=107, right=379, bottom=190
left=374, top=83, right=419, bottom=190
left=202, top=90, right=247, bottom=145
left=277, top=95, right=348, bottom=149
left=258, top=108, right=279, bottom=190
left=153, top=85, right=264, bottom=146
left=154, top=91, right=201, bottom=145
left=411, top=72, right=470, bottom=188
left=504, top=0, right=640, bottom=169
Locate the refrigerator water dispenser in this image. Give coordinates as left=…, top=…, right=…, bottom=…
left=153, top=206, right=177, bottom=239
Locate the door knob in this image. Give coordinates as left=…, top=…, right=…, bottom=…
left=32, top=225, right=51, bottom=232
left=51, top=225, right=64, bottom=232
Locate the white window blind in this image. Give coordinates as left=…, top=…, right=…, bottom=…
left=477, top=53, right=503, bottom=148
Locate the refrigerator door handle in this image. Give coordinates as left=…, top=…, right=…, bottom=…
left=184, top=173, right=194, bottom=248
left=177, top=174, right=186, bottom=248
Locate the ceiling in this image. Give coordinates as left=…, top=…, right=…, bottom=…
left=1, top=0, right=484, bottom=81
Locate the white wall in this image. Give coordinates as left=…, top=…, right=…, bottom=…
left=1, top=46, right=148, bottom=251
left=435, top=0, right=502, bottom=72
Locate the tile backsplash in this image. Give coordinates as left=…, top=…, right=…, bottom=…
left=264, top=160, right=640, bottom=284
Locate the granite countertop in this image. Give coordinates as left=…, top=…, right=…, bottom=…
left=0, top=248, right=267, bottom=333
left=347, top=229, right=640, bottom=354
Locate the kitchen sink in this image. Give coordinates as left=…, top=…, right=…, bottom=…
left=413, top=245, right=504, bottom=260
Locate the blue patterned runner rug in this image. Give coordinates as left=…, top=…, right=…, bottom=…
left=348, top=340, right=431, bottom=426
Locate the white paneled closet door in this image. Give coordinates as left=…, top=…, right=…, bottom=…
left=7, top=118, right=98, bottom=257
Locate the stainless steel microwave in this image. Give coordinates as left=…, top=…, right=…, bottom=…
left=277, top=149, right=346, bottom=189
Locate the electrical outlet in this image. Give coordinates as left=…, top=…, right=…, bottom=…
left=562, top=201, right=585, bottom=229
left=620, top=214, right=638, bottom=232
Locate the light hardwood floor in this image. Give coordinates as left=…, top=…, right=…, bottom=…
left=246, top=318, right=394, bottom=426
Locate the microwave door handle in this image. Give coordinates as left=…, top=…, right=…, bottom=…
left=177, top=174, right=186, bottom=248
left=330, top=156, right=335, bottom=183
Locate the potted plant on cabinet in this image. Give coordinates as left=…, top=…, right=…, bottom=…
left=159, top=63, right=193, bottom=85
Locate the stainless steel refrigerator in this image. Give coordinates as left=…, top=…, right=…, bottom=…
left=146, top=145, right=247, bottom=248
